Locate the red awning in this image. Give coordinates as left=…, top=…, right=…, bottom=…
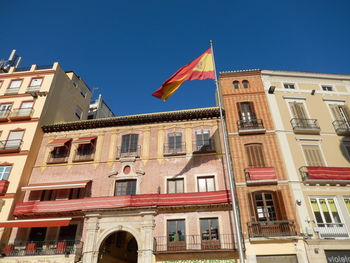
left=47, top=138, right=71, bottom=147
left=0, top=218, right=71, bottom=228
left=73, top=136, right=97, bottom=144
left=306, top=167, right=350, bottom=180
left=246, top=167, right=277, bottom=180
left=21, top=180, right=91, bottom=191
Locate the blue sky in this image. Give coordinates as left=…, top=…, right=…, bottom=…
left=2, top=0, right=350, bottom=116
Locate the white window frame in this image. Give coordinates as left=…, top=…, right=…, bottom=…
left=164, top=175, right=186, bottom=194
left=29, top=78, right=43, bottom=88
left=195, top=174, right=217, bottom=192
left=0, top=166, right=11, bottom=180
left=309, top=196, right=345, bottom=225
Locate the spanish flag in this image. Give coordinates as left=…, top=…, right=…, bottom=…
left=152, top=48, right=215, bottom=101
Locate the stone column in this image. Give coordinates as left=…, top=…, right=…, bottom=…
left=139, top=211, right=155, bottom=263
left=82, top=214, right=100, bottom=263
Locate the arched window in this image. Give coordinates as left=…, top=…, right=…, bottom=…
left=242, top=80, right=249, bottom=89
left=233, top=81, right=240, bottom=89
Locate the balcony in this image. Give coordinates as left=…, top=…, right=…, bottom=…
left=26, top=85, right=41, bottom=93
left=163, top=143, right=186, bottom=156
left=47, top=152, right=69, bottom=164
left=73, top=147, right=95, bottom=162
left=244, top=167, right=277, bottom=186
left=5, top=88, right=20, bottom=95
left=9, top=108, right=34, bottom=121
left=332, top=120, right=350, bottom=136
left=193, top=139, right=215, bottom=154
left=0, top=109, right=10, bottom=122
left=153, top=234, right=234, bottom=253
left=247, top=220, right=297, bottom=238
left=0, top=180, right=9, bottom=195
left=315, top=223, right=349, bottom=239
left=0, top=139, right=23, bottom=153
left=116, top=145, right=141, bottom=158
left=290, top=118, right=320, bottom=134
left=238, top=119, right=266, bottom=135
left=300, top=166, right=350, bottom=185
left=1, top=240, right=82, bottom=257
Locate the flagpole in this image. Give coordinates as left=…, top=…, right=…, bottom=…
left=210, top=40, right=245, bottom=263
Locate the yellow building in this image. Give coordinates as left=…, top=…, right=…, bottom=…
left=261, top=70, right=350, bottom=263
left=0, top=61, right=92, bottom=243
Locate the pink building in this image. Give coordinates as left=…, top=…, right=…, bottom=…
left=1, top=107, right=238, bottom=263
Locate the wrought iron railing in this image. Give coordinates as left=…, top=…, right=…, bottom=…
left=47, top=151, right=70, bottom=163
left=247, top=220, right=297, bottom=238
left=9, top=108, right=34, bottom=119
left=238, top=119, right=264, bottom=130
left=116, top=145, right=141, bottom=158
left=315, top=223, right=349, bottom=239
left=290, top=118, right=320, bottom=130
left=153, top=234, right=234, bottom=253
left=332, top=120, right=350, bottom=135
left=1, top=240, right=82, bottom=257
left=73, top=147, right=95, bottom=162
left=192, top=139, right=215, bottom=153
left=163, top=142, right=186, bottom=155
left=0, top=139, right=23, bottom=152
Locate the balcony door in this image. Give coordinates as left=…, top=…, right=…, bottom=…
left=5, top=130, right=24, bottom=150
left=121, top=134, right=138, bottom=155
left=330, top=104, right=350, bottom=128
left=168, top=132, right=182, bottom=152
left=167, top=219, right=185, bottom=251
left=253, top=192, right=277, bottom=222
left=302, top=145, right=325, bottom=166
left=238, top=102, right=256, bottom=122
left=0, top=103, right=11, bottom=118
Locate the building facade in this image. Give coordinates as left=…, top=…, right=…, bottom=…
left=0, top=62, right=92, bottom=244
left=261, top=70, right=350, bottom=263
left=219, top=70, right=306, bottom=263
left=0, top=107, right=238, bottom=263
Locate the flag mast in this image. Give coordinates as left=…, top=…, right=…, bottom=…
left=210, top=40, right=245, bottom=263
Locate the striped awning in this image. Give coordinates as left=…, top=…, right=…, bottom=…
left=306, top=167, right=350, bottom=180
left=0, top=218, right=71, bottom=228
left=73, top=136, right=97, bottom=144
left=47, top=138, right=71, bottom=147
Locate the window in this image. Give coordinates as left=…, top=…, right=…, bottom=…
left=242, top=80, right=249, bottom=89
left=0, top=166, right=11, bottom=180
left=310, top=197, right=342, bottom=226
left=245, top=143, right=266, bottom=167
left=115, top=180, right=136, bottom=196
left=29, top=78, right=43, bottom=88
left=7, top=80, right=22, bottom=94
left=198, top=176, right=215, bottom=192
left=166, top=132, right=183, bottom=153
left=233, top=81, right=240, bottom=89
left=28, top=227, right=47, bottom=242
left=322, top=85, right=333, bottom=91
left=73, top=82, right=77, bottom=88
left=40, top=190, right=56, bottom=201
left=237, top=102, right=256, bottom=121
left=0, top=103, right=12, bottom=118
left=80, top=87, right=87, bottom=98
left=58, top=225, right=77, bottom=241
left=68, top=188, right=85, bottom=199
left=167, top=178, right=184, bottom=193
left=288, top=101, right=308, bottom=119
left=344, top=198, right=350, bottom=214
left=253, top=192, right=277, bottom=221
left=167, top=219, right=185, bottom=242
left=121, top=134, right=139, bottom=155
left=302, top=145, right=325, bottom=166
left=16, top=101, right=34, bottom=118
left=5, top=130, right=24, bottom=150
left=48, top=139, right=71, bottom=163
left=329, top=104, right=350, bottom=122
left=200, top=218, right=219, bottom=240
left=284, top=83, right=295, bottom=89
left=195, top=130, right=211, bottom=151
left=75, top=106, right=83, bottom=119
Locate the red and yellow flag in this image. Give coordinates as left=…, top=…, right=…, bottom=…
left=152, top=48, right=215, bottom=101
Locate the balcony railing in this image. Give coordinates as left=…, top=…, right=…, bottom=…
left=315, top=223, right=349, bottom=239
left=237, top=119, right=265, bottom=134
left=332, top=120, right=350, bottom=136
left=47, top=152, right=69, bottom=164
left=290, top=118, right=320, bottom=134
left=116, top=145, right=141, bottom=158
left=0, top=109, right=10, bottom=121
left=9, top=108, right=34, bottom=120
left=193, top=139, right=215, bottom=153
left=154, top=234, right=234, bottom=253
left=163, top=143, right=186, bottom=155
left=300, top=166, right=350, bottom=185
left=73, top=147, right=95, bottom=162
left=26, top=86, right=41, bottom=93
left=0, top=139, right=23, bottom=153
left=247, top=220, right=297, bottom=238
left=1, top=240, right=82, bottom=257
left=5, top=88, right=20, bottom=95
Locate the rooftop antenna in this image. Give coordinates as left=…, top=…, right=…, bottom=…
left=0, top=49, right=22, bottom=73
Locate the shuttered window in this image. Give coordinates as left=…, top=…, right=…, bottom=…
left=121, top=134, right=139, bottom=153
left=302, top=145, right=325, bottom=166
left=245, top=143, right=266, bottom=167
left=329, top=104, right=350, bottom=122
left=289, top=101, right=308, bottom=119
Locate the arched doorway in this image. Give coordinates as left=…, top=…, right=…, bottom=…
left=98, top=231, right=138, bottom=263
